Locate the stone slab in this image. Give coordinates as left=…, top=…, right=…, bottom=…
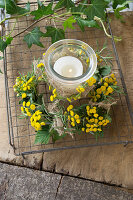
left=56, top=176, right=133, bottom=200
left=0, top=162, right=133, bottom=200
left=0, top=162, right=61, bottom=200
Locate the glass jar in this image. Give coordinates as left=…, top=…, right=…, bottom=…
left=43, top=39, right=97, bottom=96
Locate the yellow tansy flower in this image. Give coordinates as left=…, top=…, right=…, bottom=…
left=52, top=89, right=56, bottom=94
left=35, top=122, right=41, bottom=131
left=26, top=101, right=30, bottom=107
left=23, top=87, right=27, bottom=91
left=86, top=57, right=90, bottom=63
left=37, top=115, right=41, bottom=120
left=23, top=101, right=26, bottom=107
left=22, top=93, right=27, bottom=99
left=21, top=107, right=24, bottom=112
left=30, top=104, right=36, bottom=110
left=99, top=116, right=103, bottom=120
left=82, top=128, right=85, bottom=131
left=71, top=117, right=75, bottom=122
left=104, top=82, right=108, bottom=87
left=107, top=86, right=114, bottom=93
left=27, top=86, right=30, bottom=90
left=27, top=112, right=31, bottom=116
left=76, top=119, right=80, bottom=124
left=86, top=124, right=90, bottom=127
left=98, top=128, right=102, bottom=132
left=94, top=114, right=98, bottom=118
left=90, top=118, right=94, bottom=122
left=70, top=110, right=74, bottom=116
left=50, top=95, right=54, bottom=102
left=93, top=128, right=97, bottom=132
left=71, top=122, right=75, bottom=127
left=49, top=85, right=52, bottom=90
left=25, top=108, right=29, bottom=112
left=68, top=116, right=71, bottom=120
left=74, top=114, right=79, bottom=119
left=41, top=122, right=46, bottom=126
left=37, top=63, right=44, bottom=68
left=86, top=128, right=90, bottom=133
left=53, top=93, right=57, bottom=98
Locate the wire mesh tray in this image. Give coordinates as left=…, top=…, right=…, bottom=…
left=3, top=2, right=133, bottom=156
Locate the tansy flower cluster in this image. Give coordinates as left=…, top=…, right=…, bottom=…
left=66, top=77, right=97, bottom=103
left=30, top=110, right=46, bottom=131
left=82, top=106, right=110, bottom=133
left=86, top=77, right=97, bottom=86
left=96, top=53, right=103, bottom=65
left=21, top=101, right=36, bottom=116
left=50, top=88, right=57, bottom=102
left=89, top=74, right=117, bottom=102
left=13, top=75, right=37, bottom=99
left=66, top=105, right=81, bottom=127
left=37, top=63, right=44, bottom=68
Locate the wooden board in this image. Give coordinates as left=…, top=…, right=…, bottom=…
left=42, top=12, right=133, bottom=188
left=0, top=5, right=133, bottom=188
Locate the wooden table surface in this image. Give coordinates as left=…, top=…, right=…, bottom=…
left=0, top=9, right=133, bottom=188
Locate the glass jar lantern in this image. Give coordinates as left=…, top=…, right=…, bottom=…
left=44, top=39, right=97, bottom=96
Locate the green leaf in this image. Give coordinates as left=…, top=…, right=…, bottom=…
left=75, top=17, right=101, bottom=31
left=0, top=38, right=7, bottom=52
left=71, top=0, right=88, bottom=13
left=84, top=0, right=108, bottom=20
left=51, top=129, right=66, bottom=143
left=23, top=27, right=45, bottom=48
left=99, top=65, right=111, bottom=76
left=35, top=125, right=51, bottom=144
left=6, top=37, right=13, bottom=45
left=54, top=0, right=75, bottom=10
left=44, top=26, right=65, bottom=43
left=0, top=0, right=30, bottom=15
left=113, top=0, right=129, bottom=9
left=31, top=2, right=54, bottom=20
left=0, top=56, right=3, bottom=60
left=63, top=16, right=76, bottom=31
left=114, top=6, right=127, bottom=21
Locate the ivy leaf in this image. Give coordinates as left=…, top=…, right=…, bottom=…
left=34, top=125, right=51, bottom=144
left=54, top=0, right=75, bottom=10
left=113, top=0, right=129, bottom=9
left=23, top=27, right=45, bottom=48
left=114, top=6, right=127, bottom=22
left=0, top=0, right=29, bottom=15
left=71, top=0, right=88, bottom=13
left=6, top=37, right=13, bottom=45
left=75, top=17, right=101, bottom=31
left=0, top=56, right=3, bottom=60
left=0, top=38, right=7, bottom=52
left=63, top=16, right=76, bottom=31
left=0, top=69, right=3, bottom=74
left=84, top=0, right=108, bottom=20
left=99, top=65, right=111, bottom=77
left=44, top=26, right=65, bottom=43
left=31, top=2, right=54, bottom=20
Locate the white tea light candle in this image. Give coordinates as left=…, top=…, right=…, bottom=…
left=53, top=56, right=83, bottom=78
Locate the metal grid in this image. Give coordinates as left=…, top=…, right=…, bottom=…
left=3, top=2, right=133, bottom=156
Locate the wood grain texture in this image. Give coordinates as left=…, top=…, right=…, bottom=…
left=42, top=12, right=133, bottom=188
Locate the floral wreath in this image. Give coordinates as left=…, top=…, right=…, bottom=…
left=13, top=45, right=122, bottom=144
